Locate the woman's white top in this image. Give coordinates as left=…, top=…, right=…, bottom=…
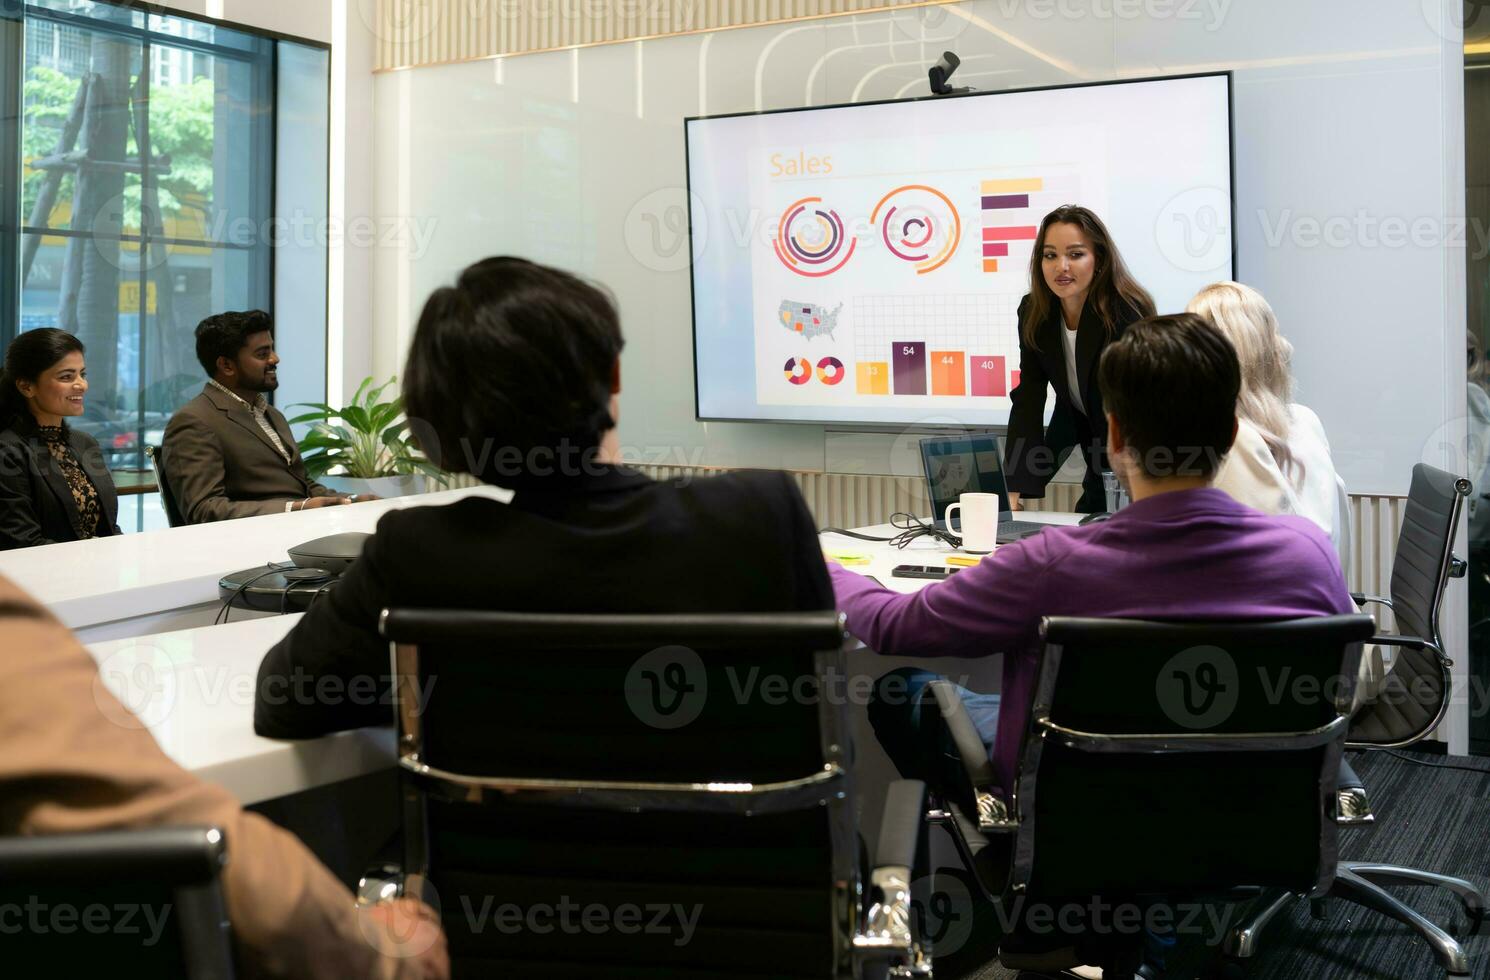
left=1213, top=404, right=1349, bottom=568
left=1213, top=419, right=1298, bottom=516
left=1060, top=324, right=1085, bottom=415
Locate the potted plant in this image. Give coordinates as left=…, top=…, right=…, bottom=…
left=290, top=377, right=442, bottom=499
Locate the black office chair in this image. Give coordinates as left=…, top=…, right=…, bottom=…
left=372, top=609, right=932, bottom=978
left=145, top=444, right=187, bottom=528
left=923, top=614, right=1374, bottom=978
left=1230, top=462, right=1486, bottom=976
left=0, top=826, right=235, bottom=977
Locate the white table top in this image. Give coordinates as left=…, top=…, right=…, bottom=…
left=0, top=485, right=510, bottom=631
left=85, top=613, right=396, bottom=806
left=820, top=511, right=1084, bottom=593
left=77, top=510, right=1084, bottom=805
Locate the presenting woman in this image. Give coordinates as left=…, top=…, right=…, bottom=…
left=0, top=329, right=120, bottom=550
left=1004, top=206, right=1156, bottom=513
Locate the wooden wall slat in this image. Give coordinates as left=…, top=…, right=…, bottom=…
left=375, top=0, right=933, bottom=70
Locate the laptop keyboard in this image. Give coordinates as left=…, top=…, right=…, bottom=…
left=997, top=520, right=1049, bottom=543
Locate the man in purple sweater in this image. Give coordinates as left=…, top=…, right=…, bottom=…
left=832, top=313, right=1355, bottom=800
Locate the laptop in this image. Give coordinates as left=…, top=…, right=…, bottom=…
left=918, top=434, right=1051, bottom=544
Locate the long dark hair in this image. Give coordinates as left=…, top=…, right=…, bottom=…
left=1021, top=205, right=1155, bottom=349
left=1, top=329, right=86, bottom=428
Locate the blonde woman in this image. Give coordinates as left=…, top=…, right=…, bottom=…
left=1187, top=282, right=1349, bottom=565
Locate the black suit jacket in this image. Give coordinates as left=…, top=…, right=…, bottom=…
left=1004, top=296, right=1143, bottom=511
left=255, top=466, right=835, bottom=738
left=0, top=416, right=120, bottom=550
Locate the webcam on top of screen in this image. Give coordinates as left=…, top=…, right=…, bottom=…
left=928, top=51, right=973, bottom=96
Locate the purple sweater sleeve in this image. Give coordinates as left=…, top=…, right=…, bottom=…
left=829, top=537, right=1052, bottom=658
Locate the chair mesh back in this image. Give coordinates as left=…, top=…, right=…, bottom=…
left=1389, top=463, right=1462, bottom=644
left=1350, top=464, right=1465, bottom=745
left=1020, top=616, right=1369, bottom=898
left=386, top=612, right=850, bottom=978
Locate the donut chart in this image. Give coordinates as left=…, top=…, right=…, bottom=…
left=772, top=196, right=857, bottom=278
left=816, top=356, right=845, bottom=385
left=783, top=356, right=812, bottom=385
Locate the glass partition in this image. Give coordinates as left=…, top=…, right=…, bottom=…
left=6, top=0, right=326, bottom=531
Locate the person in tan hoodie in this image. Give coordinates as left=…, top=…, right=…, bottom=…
left=0, top=572, right=448, bottom=979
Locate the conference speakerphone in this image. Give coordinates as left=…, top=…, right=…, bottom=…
left=216, top=533, right=372, bottom=618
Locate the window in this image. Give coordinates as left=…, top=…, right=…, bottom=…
left=5, top=0, right=329, bottom=531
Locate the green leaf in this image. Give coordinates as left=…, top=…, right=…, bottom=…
left=368, top=401, right=401, bottom=433
left=300, top=452, right=335, bottom=478
left=286, top=409, right=341, bottom=425
left=349, top=376, right=373, bottom=409
left=299, top=434, right=349, bottom=452
left=364, top=378, right=395, bottom=408
left=380, top=420, right=410, bottom=447
left=339, top=405, right=373, bottom=434
left=288, top=402, right=340, bottom=419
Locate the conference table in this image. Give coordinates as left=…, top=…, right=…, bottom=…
left=0, top=484, right=510, bottom=644
left=68, top=505, right=1082, bottom=807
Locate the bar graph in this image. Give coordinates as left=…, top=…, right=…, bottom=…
left=930, top=351, right=966, bottom=396
left=971, top=356, right=1006, bottom=397
left=851, top=294, right=1021, bottom=401
left=892, top=342, right=927, bottom=395
left=977, top=175, right=1084, bottom=276
left=856, top=361, right=890, bottom=395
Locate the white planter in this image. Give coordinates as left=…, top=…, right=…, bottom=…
left=319, top=474, right=431, bottom=500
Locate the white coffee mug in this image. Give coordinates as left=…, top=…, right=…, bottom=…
left=945, top=492, right=1000, bottom=554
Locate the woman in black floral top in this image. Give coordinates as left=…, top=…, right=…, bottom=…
left=0, top=330, right=120, bottom=550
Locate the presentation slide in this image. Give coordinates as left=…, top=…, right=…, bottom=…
left=687, top=74, right=1233, bottom=427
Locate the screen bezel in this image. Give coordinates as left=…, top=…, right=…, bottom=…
left=684, top=70, right=1236, bottom=428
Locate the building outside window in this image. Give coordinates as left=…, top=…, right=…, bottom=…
left=0, top=0, right=329, bottom=531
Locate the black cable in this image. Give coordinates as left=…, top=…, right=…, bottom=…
left=820, top=511, right=963, bottom=551
left=819, top=527, right=896, bottom=542
left=1376, top=748, right=1490, bottom=776
left=282, top=575, right=337, bottom=614
left=217, top=566, right=289, bottom=625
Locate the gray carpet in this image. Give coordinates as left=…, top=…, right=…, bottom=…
left=945, top=749, right=1490, bottom=980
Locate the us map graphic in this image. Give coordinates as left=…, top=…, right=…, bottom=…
left=779, top=300, right=842, bottom=340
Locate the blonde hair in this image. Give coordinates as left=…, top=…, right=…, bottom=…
left=1186, top=281, right=1298, bottom=479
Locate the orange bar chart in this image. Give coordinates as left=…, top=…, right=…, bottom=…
left=930, top=351, right=966, bottom=396
left=856, top=361, right=890, bottom=395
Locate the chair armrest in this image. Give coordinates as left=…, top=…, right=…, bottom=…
left=1369, top=633, right=1451, bottom=666
left=1351, top=592, right=1392, bottom=610
left=855, top=780, right=929, bottom=971
left=926, top=680, right=1017, bottom=833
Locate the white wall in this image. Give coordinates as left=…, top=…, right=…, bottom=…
left=368, top=0, right=1468, bottom=499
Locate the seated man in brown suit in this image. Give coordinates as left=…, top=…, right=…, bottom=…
left=163, top=310, right=356, bottom=523
left=0, top=571, right=448, bottom=978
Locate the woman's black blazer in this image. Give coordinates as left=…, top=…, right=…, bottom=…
left=0, top=415, right=121, bottom=550
left=1004, top=294, right=1144, bottom=511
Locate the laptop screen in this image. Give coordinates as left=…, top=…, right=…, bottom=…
left=919, top=434, right=1009, bottom=531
